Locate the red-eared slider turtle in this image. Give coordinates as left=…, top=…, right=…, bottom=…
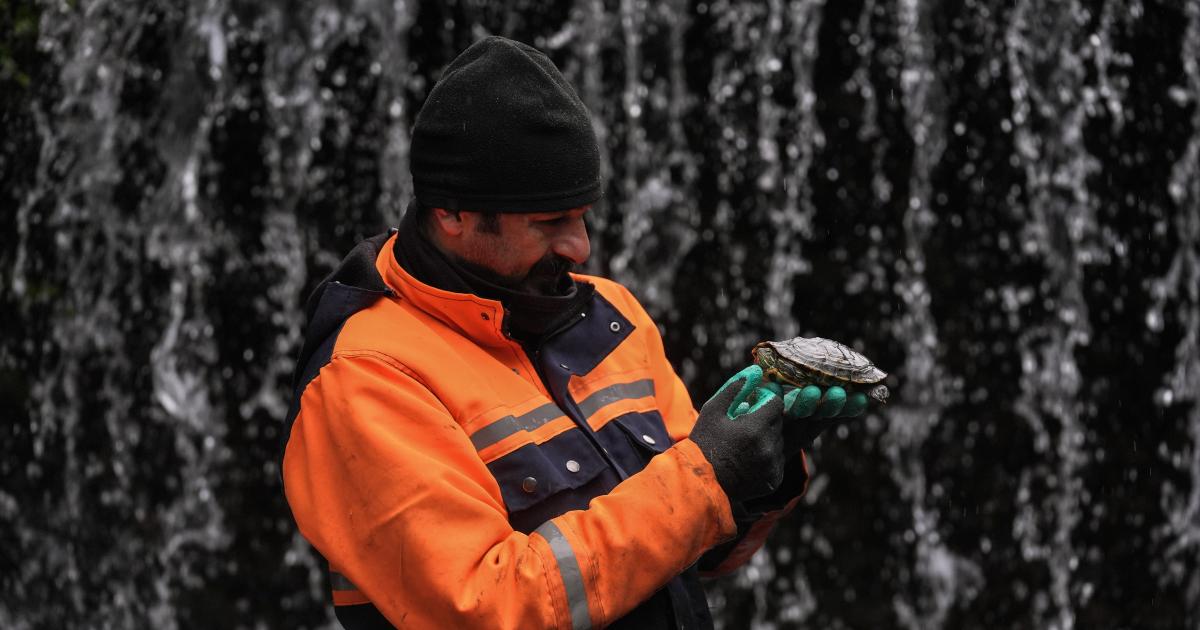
left=752, top=336, right=889, bottom=404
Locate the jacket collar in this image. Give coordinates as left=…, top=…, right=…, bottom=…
left=376, top=233, right=515, bottom=348
left=374, top=233, right=635, bottom=374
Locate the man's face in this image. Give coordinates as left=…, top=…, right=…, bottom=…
left=448, top=206, right=592, bottom=296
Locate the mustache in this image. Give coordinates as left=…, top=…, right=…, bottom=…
left=528, top=255, right=574, bottom=282
left=524, top=255, right=575, bottom=293
left=453, top=252, right=576, bottom=295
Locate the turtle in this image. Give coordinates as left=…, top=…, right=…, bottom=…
left=752, top=336, right=890, bottom=404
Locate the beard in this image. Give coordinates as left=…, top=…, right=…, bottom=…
left=456, top=252, right=576, bottom=297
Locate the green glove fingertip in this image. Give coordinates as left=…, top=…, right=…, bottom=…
left=785, top=385, right=823, bottom=418
left=816, top=386, right=847, bottom=418
left=843, top=392, right=869, bottom=418
left=735, top=401, right=751, bottom=416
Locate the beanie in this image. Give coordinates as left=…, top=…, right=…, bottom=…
left=410, top=36, right=603, bottom=213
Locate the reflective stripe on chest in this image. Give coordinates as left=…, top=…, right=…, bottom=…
left=469, top=377, right=657, bottom=453
left=465, top=294, right=676, bottom=533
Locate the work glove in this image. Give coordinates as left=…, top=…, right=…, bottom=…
left=758, top=381, right=870, bottom=452
left=689, top=365, right=787, bottom=502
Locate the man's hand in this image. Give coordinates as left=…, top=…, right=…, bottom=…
left=757, top=381, right=871, bottom=452
left=689, top=365, right=787, bottom=503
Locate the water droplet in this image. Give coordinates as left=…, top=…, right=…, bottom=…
left=1168, top=181, right=1186, bottom=203
left=1145, top=308, right=1163, bottom=332
left=1167, top=85, right=1190, bottom=106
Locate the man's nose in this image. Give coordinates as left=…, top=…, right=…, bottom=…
left=552, top=217, right=591, bottom=265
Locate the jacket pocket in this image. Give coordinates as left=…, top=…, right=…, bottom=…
left=486, top=426, right=609, bottom=520
left=600, top=410, right=673, bottom=476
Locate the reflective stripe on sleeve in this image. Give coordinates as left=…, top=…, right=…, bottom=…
left=470, top=402, right=565, bottom=450
left=534, top=521, right=591, bottom=630
left=577, top=379, right=655, bottom=419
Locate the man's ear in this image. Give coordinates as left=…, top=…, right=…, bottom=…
left=431, top=207, right=466, bottom=237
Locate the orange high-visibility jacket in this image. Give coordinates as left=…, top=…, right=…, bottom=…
left=282, top=232, right=805, bottom=629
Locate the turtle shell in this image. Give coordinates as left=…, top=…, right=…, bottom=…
left=752, top=336, right=889, bottom=403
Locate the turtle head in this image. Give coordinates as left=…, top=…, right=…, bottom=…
left=751, top=343, right=777, bottom=369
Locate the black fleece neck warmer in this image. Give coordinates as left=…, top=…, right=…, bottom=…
left=393, top=206, right=594, bottom=346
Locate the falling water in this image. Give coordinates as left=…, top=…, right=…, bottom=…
left=888, top=1, right=983, bottom=628
left=3, top=1, right=1199, bottom=628
left=757, top=0, right=822, bottom=342
left=1162, top=1, right=1200, bottom=621
left=1006, top=2, right=1110, bottom=627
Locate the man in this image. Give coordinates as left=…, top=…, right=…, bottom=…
left=282, top=36, right=866, bottom=629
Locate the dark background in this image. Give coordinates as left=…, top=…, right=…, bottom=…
left=3, top=0, right=1199, bottom=628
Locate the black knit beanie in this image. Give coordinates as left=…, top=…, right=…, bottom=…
left=410, top=36, right=603, bottom=213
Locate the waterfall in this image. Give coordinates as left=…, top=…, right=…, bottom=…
left=3, top=1, right=1199, bottom=627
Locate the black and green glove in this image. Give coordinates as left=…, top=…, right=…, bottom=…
left=689, top=365, right=787, bottom=502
